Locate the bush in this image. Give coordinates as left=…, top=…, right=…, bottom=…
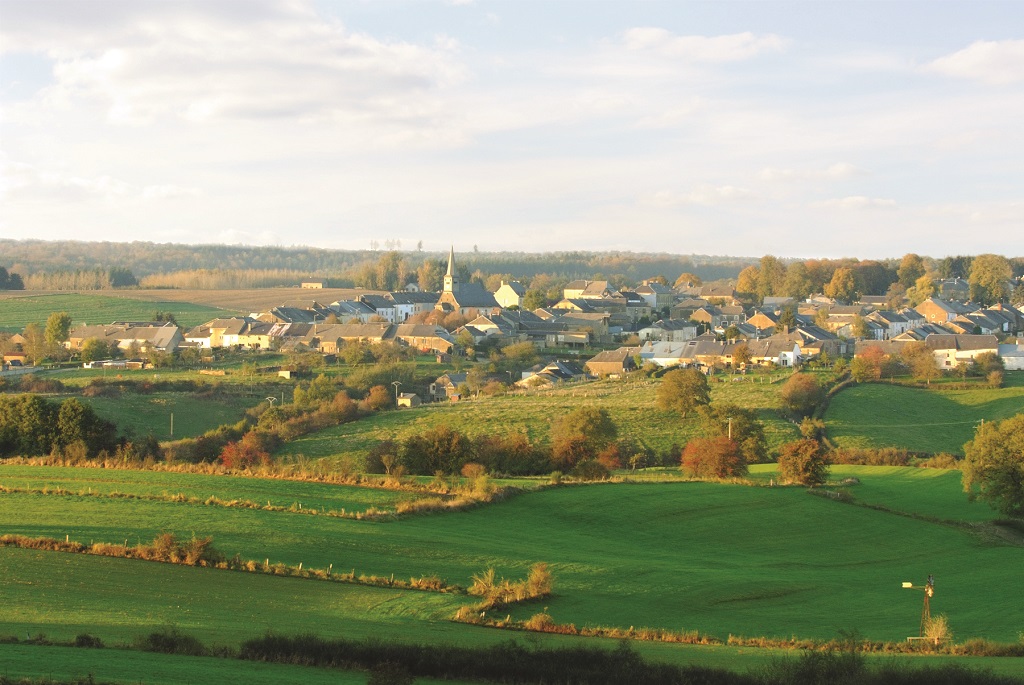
left=134, top=627, right=206, bottom=656
left=681, top=436, right=747, bottom=478
left=73, top=633, right=104, bottom=648
left=777, top=439, right=829, bottom=486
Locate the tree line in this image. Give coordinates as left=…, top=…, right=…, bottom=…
left=0, top=394, right=118, bottom=459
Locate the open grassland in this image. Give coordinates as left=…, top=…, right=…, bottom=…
left=824, top=373, right=1024, bottom=454
left=83, top=392, right=263, bottom=440
left=1, top=467, right=1020, bottom=646
left=4, top=550, right=1022, bottom=681
left=278, top=374, right=802, bottom=463
left=0, top=292, right=233, bottom=332
left=0, top=643, right=378, bottom=685
left=0, top=465, right=422, bottom=514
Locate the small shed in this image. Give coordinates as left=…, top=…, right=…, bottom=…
left=397, top=392, right=421, bottom=408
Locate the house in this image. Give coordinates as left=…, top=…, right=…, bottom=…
left=699, top=284, right=740, bottom=305
left=392, top=324, right=455, bottom=353
left=670, top=298, right=709, bottom=321
left=301, top=279, right=327, bottom=289
left=914, top=297, right=976, bottom=324
left=493, top=281, right=526, bottom=309
left=435, top=247, right=500, bottom=315
left=563, top=280, right=621, bottom=300
left=866, top=311, right=911, bottom=339
left=938, top=278, right=971, bottom=301
left=998, top=342, right=1024, bottom=371
left=67, top=322, right=183, bottom=354
left=640, top=339, right=731, bottom=369
left=430, top=373, right=468, bottom=401
left=634, top=281, right=675, bottom=311
left=357, top=295, right=398, bottom=322
left=397, top=393, right=422, bottom=408
left=637, top=319, right=699, bottom=343
left=517, top=360, right=590, bottom=387
left=185, top=317, right=276, bottom=349
left=388, top=291, right=439, bottom=322
left=925, top=334, right=999, bottom=369
left=744, top=337, right=802, bottom=367
left=304, top=323, right=392, bottom=354
left=585, top=347, right=639, bottom=377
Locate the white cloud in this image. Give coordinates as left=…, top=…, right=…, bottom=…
left=645, top=185, right=754, bottom=207
left=7, top=0, right=467, bottom=137
left=622, top=28, right=788, bottom=62
left=759, top=163, right=866, bottom=182
left=815, top=196, right=897, bottom=211
left=929, top=40, right=1024, bottom=85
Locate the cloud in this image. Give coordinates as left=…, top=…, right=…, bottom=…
left=622, top=28, right=788, bottom=62
left=759, top=163, right=866, bottom=182
left=2, top=160, right=199, bottom=203
left=815, top=196, right=897, bottom=211
left=6, top=0, right=466, bottom=134
left=929, top=40, right=1024, bottom=85
left=645, top=185, right=754, bottom=207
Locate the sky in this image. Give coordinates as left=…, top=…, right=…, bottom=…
left=1, top=0, right=1023, bottom=260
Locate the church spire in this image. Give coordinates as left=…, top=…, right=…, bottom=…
left=443, top=246, right=459, bottom=293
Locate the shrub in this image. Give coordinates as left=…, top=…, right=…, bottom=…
left=681, top=436, right=747, bottom=478
left=134, top=627, right=206, bottom=656
left=776, top=439, right=829, bottom=486
left=73, top=633, right=104, bottom=648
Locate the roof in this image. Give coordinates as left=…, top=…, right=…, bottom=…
left=925, top=334, right=999, bottom=352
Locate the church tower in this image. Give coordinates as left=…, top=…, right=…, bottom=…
left=443, top=245, right=460, bottom=294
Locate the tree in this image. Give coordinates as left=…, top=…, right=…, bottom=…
left=850, top=313, right=869, bottom=339
left=779, top=373, right=825, bottom=419
left=897, top=253, right=926, bottom=288
left=401, top=425, right=473, bottom=475
left=80, top=338, right=111, bottom=364
left=696, top=403, right=767, bottom=464
left=783, top=261, right=814, bottom=301
left=44, top=312, right=72, bottom=347
left=551, top=407, right=617, bottom=469
left=962, top=414, right=1024, bottom=517
left=656, top=368, right=710, bottom=417
left=757, top=255, right=786, bottom=301
left=681, top=436, right=747, bottom=478
left=777, top=306, right=796, bottom=332
left=735, top=265, right=760, bottom=298
left=850, top=346, right=885, bottom=382
left=674, top=272, right=702, bottom=288
left=902, top=341, right=939, bottom=385
left=824, top=267, right=857, bottom=303
left=969, top=254, right=1013, bottom=305
left=906, top=272, right=936, bottom=307
left=733, top=343, right=751, bottom=367
left=777, top=439, right=829, bottom=486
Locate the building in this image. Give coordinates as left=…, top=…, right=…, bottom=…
left=435, top=247, right=500, bottom=315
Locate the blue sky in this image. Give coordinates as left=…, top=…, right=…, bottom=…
left=2, top=0, right=1023, bottom=259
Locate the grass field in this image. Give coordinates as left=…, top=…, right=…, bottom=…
left=83, top=391, right=264, bottom=440
left=0, top=292, right=235, bottom=332
left=1, top=465, right=1019, bottom=645
left=0, top=465, right=425, bottom=514
left=278, top=374, right=803, bottom=463
left=824, top=373, right=1024, bottom=454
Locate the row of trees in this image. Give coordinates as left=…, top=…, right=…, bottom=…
left=0, top=266, right=24, bottom=290
left=0, top=395, right=118, bottom=458
left=735, top=253, right=1023, bottom=307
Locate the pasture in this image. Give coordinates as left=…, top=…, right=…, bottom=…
left=824, top=373, right=1024, bottom=454
left=1, top=465, right=1020, bottom=646
left=278, top=374, right=803, bottom=463
left=0, top=292, right=234, bottom=332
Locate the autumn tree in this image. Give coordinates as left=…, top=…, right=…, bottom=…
left=897, top=253, right=926, bottom=288
left=550, top=407, right=618, bottom=470
left=783, top=262, right=814, bottom=301
left=681, top=436, right=747, bottom=478
left=401, top=425, right=473, bottom=475
left=736, top=265, right=760, bottom=298
left=733, top=343, right=751, bottom=367
left=902, top=341, right=939, bottom=385
left=824, top=267, right=857, bottom=303
left=777, top=439, right=829, bottom=486
left=757, top=255, right=787, bottom=301
left=674, top=272, right=702, bottom=288
left=850, top=345, right=885, bottom=382
left=696, top=403, right=767, bottom=464
left=969, top=254, right=1013, bottom=305
left=962, top=414, right=1024, bottom=517
left=656, top=368, right=711, bottom=417
left=779, top=372, right=825, bottom=419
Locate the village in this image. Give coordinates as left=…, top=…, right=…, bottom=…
left=4, top=250, right=1024, bottom=403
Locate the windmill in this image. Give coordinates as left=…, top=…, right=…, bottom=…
left=901, top=574, right=935, bottom=638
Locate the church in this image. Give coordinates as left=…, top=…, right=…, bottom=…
left=435, top=247, right=500, bottom=315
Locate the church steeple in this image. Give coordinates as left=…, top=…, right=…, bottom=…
left=443, top=245, right=459, bottom=293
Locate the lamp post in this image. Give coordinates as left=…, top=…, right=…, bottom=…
left=728, top=417, right=733, bottom=440
left=392, top=381, right=402, bottom=403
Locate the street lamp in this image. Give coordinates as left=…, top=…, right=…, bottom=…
left=266, top=396, right=277, bottom=407
left=392, top=381, right=402, bottom=403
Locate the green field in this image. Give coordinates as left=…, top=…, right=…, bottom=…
left=824, top=373, right=1024, bottom=454
left=1, top=465, right=1019, bottom=644
left=0, top=292, right=235, bottom=332
left=278, top=374, right=802, bottom=463
left=0, top=465, right=425, bottom=514
left=78, top=391, right=262, bottom=440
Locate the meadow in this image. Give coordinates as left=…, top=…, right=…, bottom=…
left=824, top=373, right=1024, bottom=454
left=0, top=292, right=234, bottom=332
left=278, top=373, right=803, bottom=464
left=1, top=464, right=1019, bottom=646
